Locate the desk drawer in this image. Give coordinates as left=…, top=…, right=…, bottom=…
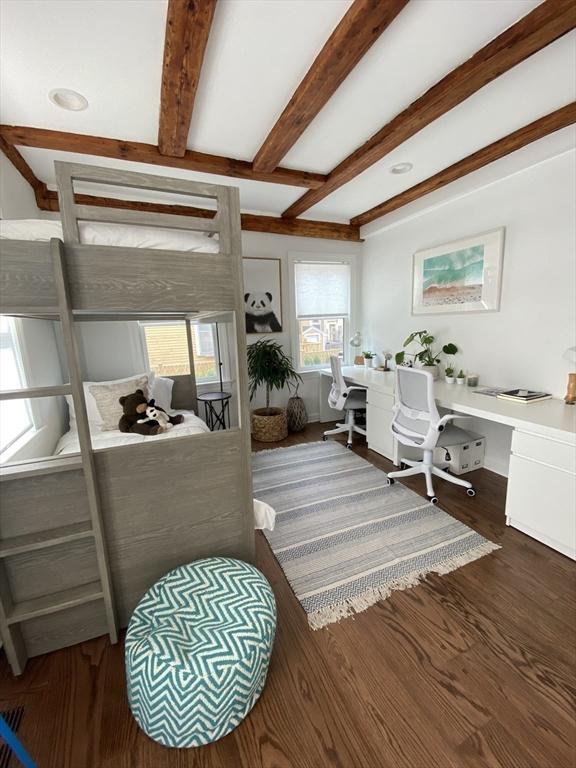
left=366, top=390, right=394, bottom=412
left=512, top=430, right=576, bottom=474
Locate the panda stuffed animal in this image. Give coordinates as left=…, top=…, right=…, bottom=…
left=245, top=292, right=282, bottom=333
left=137, top=399, right=173, bottom=432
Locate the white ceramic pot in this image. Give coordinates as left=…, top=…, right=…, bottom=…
left=420, top=364, right=439, bottom=380
left=456, top=377, right=466, bottom=385
left=364, top=358, right=373, bottom=368
left=445, top=376, right=455, bottom=384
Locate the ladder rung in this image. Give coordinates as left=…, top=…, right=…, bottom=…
left=0, top=384, right=72, bottom=401
left=7, top=581, right=104, bottom=625
left=0, top=454, right=83, bottom=482
left=0, top=521, right=93, bottom=558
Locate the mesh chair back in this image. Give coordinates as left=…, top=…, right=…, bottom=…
left=391, top=367, right=439, bottom=447
left=328, top=356, right=347, bottom=410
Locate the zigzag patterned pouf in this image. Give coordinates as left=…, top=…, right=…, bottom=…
left=125, top=557, right=276, bottom=748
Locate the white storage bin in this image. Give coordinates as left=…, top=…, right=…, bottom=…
left=444, top=431, right=485, bottom=475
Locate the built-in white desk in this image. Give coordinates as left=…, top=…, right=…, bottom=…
left=319, top=366, right=576, bottom=559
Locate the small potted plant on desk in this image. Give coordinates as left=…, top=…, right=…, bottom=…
left=363, top=351, right=376, bottom=369
left=395, top=331, right=458, bottom=380
left=247, top=339, right=302, bottom=442
left=456, top=369, right=466, bottom=385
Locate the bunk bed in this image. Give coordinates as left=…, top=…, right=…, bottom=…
left=0, top=162, right=254, bottom=675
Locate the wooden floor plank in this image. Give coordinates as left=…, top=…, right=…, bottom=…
left=0, top=424, right=574, bottom=767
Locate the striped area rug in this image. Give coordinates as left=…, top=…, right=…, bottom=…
left=252, top=441, right=499, bottom=630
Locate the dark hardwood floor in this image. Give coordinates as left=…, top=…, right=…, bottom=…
left=1, top=424, right=575, bottom=767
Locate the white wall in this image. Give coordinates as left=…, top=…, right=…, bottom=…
left=241, top=231, right=362, bottom=420
left=0, top=153, right=41, bottom=219
left=361, top=152, right=576, bottom=475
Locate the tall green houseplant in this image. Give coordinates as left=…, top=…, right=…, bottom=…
left=247, top=339, right=302, bottom=414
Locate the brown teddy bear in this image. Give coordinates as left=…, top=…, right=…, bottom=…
left=118, top=389, right=184, bottom=436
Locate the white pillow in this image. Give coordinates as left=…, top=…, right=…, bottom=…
left=90, top=374, right=149, bottom=431
left=66, top=372, right=152, bottom=431
left=150, top=376, right=174, bottom=413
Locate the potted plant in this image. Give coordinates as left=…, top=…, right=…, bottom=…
left=363, top=351, right=376, bottom=369
left=456, top=369, right=466, bottom=385
left=247, top=339, right=302, bottom=442
left=444, top=365, right=455, bottom=384
left=395, top=331, right=457, bottom=381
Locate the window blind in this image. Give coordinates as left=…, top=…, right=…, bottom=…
left=295, top=262, right=350, bottom=316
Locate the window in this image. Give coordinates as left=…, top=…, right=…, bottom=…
left=0, top=317, right=34, bottom=454
left=140, top=322, right=218, bottom=382
left=292, top=260, right=352, bottom=370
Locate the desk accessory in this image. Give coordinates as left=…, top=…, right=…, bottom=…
left=497, top=389, right=552, bottom=403
left=563, top=347, right=576, bottom=404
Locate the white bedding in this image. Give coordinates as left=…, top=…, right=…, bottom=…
left=55, top=409, right=210, bottom=455
left=0, top=218, right=219, bottom=253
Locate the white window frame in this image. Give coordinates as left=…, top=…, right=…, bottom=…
left=138, top=320, right=229, bottom=385
left=288, top=252, right=359, bottom=373
left=0, top=317, right=35, bottom=457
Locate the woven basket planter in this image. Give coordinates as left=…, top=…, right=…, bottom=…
left=251, top=408, right=288, bottom=442
left=286, top=396, right=308, bottom=432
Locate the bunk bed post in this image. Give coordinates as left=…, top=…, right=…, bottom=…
left=0, top=563, right=27, bottom=675
left=50, top=238, right=118, bottom=644
left=185, top=318, right=198, bottom=412
left=224, top=186, right=255, bottom=562
left=55, top=165, right=81, bottom=243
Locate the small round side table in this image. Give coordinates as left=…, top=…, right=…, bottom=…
left=197, top=391, right=231, bottom=431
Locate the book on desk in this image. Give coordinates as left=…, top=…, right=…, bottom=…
left=497, top=389, right=552, bottom=403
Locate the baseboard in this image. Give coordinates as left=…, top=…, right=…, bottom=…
left=483, top=456, right=509, bottom=478
left=307, top=412, right=320, bottom=423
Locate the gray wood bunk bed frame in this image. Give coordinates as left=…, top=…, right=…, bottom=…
left=0, top=162, right=254, bottom=675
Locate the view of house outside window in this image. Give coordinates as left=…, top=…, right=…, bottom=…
left=141, top=322, right=217, bottom=382
left=298, top=318, right=344, bottom=369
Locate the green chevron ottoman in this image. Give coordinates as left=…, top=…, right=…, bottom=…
left=125, top=557, right=276, bottom=748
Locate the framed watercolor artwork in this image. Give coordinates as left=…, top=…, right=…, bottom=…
left=242, top=257, right=283, bottom=334
left=412, top=228, right=505, bottom=315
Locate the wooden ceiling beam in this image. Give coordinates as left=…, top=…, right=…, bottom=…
left=159, top=0, right=218, bottom=157
left=38, top=189, right=361, bottom=242
left=252, top=0, right=408, bottom=173
left=0, top=126, right=326, bottom=189
left=351, top=103, right=576, bottom=227
left=0, top=137, right=48, bottom=208
left=283, top=0, right=576, bottom=219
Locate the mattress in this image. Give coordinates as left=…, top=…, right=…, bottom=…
left=0, top=218, right=219, bottom=253
left=55, top=410, right=210, bottom=455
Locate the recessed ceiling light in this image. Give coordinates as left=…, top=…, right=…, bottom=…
left=48, top=88, right=89, bottom=111
left=390, top=162, right=413, bottom=175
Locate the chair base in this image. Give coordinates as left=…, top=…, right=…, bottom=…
left=388, top=449, right=474, bottom=500
left=323, top=409, right=366, bottom=447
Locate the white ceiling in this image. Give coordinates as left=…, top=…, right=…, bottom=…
left=1, top=0, right=574, bottom=229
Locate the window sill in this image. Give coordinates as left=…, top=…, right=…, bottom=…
left=0, top=426, right=37, bottom=465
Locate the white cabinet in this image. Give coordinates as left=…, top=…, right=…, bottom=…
left=506, top=430, right=576, bottom=559
left=367, top=390, right=395, bottom=461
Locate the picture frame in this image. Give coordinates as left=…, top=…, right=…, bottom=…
left=242, top=257, right=283, bottom=334
left=412, top=227, right=505, bottom=315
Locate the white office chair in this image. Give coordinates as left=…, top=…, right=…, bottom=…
left=387, top=367, right=476, bottom=503
left=323, top=356, right=367, bottom=449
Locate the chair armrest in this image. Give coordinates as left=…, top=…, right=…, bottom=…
left=343, top=386, right=367, bottom=397
left=437, top=413, right=468, bottom=431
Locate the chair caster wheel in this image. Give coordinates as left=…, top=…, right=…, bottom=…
left=428, top=495, right=439, bottom=505
left=388, top=478, right=395, bottom=485
left=400, top=461, right=407, bottom=470
left=322, top=435, right=328, bottom=441
left=467, top=487, right=476, bottom=497
left=346, top=443, right=353, bottom=450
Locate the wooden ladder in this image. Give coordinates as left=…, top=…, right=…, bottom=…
left=0, top=239, right=117, bottom=675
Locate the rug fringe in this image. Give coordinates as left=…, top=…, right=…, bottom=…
left=307, top=539, right=501, bottom=630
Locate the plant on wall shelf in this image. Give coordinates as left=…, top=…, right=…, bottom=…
left=395, top=331, right=457, bottom=369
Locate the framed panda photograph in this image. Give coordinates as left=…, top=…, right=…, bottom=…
left=242, top=257, right=283, bottom=334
